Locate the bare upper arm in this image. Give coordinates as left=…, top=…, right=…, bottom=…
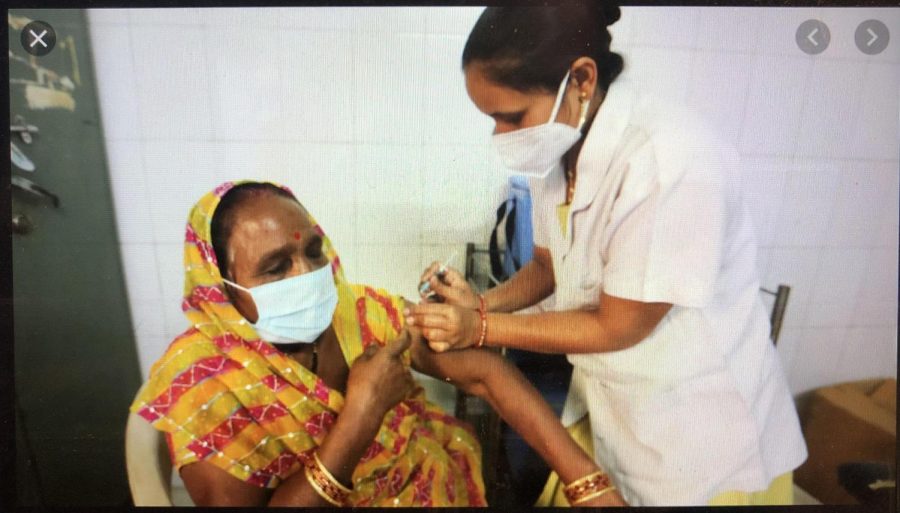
left=598, top=291, right=672, bottom=348
left=179, top=460, right=270, bottom=507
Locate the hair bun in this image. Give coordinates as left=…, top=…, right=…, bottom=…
left=595, top=3, right=621, bottom=27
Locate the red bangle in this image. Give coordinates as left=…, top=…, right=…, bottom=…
left=475, top=294, right=487, bottom=348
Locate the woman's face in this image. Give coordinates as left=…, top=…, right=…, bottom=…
left=222, top=194, right=328, bottom=323
left=464, top=62, right=580, bottom=135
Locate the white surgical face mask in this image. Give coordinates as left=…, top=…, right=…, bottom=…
left=223, top=265, right=338, bottom=344
left=491, top=70, right=591, bottom=179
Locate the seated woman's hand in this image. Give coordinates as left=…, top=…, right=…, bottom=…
left=345, top=330, right=415, bottom=418
left=404, top=303, right=480, bottom=353
left=418, top=262, right=477, bottom=308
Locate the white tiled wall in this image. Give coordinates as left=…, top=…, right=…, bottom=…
left=88, top=7, right=898, bottom=396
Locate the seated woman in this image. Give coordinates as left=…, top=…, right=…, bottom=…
left=130, top=180, right=625, bottom=507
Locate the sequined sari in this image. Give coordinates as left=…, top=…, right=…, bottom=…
left=130, top=181, right=485, bottom=506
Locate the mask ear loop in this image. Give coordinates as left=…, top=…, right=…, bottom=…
left=222, top=278, right=251, bottom=293
left=547, top=70, right=572, bottom=125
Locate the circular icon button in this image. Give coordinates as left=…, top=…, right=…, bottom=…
left=855, top=19, right=890, bottom=55
left=20, top=21, right=57, bottom=56
left=796, top=19, right=830, bottom=55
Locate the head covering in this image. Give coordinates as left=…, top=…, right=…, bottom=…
left=130, top=181, right=485, bottom=506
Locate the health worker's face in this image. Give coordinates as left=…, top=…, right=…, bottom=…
left=464, top=62, right=579, bottom=135
left=223, top=194, right=329, bottom=323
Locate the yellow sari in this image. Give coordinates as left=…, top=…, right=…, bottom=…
left=130, top=181, right=486, bottom=506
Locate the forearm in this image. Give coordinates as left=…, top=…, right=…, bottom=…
left=479, top=358, right=599, bottom=483
left=483, top=248, right=555, bottom=313
left=412, top=343, right=595, bottom=481
left=268, top=400, right=382, bottom=506
left=485, top=309, right=634, bottom=354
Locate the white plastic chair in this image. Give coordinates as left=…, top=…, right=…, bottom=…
left=125, top=410, right=174, bottom=506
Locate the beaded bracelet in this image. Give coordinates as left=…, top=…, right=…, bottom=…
left=563, top=470, right=614, bottom=505
left=475, top=294, right=487, bottom=348
left=304, top=451, right=352, bottom=506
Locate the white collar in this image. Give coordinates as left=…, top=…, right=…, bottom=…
left=569, top=79, right=634, bottom=212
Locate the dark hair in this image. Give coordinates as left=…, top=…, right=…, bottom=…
left=210, top=182, right=298, bottom=280
left=461, top=3, right=624, bottom=94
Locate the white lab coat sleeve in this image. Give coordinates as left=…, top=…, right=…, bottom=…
left=602, top=146, right=726, bottom=308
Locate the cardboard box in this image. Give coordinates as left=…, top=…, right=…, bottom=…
left=795, top=378, right=896, bottom=504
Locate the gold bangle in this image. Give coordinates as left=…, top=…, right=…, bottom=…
left=303, top=452, right=351, bottom=506
left=304, top=465, right=343, bottom=506
left=563, top=471, right=612, bottom=504
left=572, top=485, right=617, bottom=505
left=312, top=452, right=352, bottom=495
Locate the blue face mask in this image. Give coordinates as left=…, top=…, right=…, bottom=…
left=223, top=264, right=338, bottom=344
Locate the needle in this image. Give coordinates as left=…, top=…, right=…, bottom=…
left=419, top=250, right=458, bottom=296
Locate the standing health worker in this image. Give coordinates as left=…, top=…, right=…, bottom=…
left=406, top=3, right=808, bottom=506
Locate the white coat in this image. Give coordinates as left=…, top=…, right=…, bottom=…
left=527, top=79, right=808, bottom=506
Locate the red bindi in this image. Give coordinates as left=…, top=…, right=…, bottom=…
left=293, top=231, right=301, bottom=240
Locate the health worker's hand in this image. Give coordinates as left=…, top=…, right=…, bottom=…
left=404, top=302, right=480, bottom=353
left=418, top=262, right=478, bottom=308
left=345, top=330, right=415, bottom=417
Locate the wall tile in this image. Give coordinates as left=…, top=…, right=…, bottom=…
left=875, top=164, right=899, bottom=248
left=354, top=144, right=424, bottom=246
left=795, top=59, right=867, bottom=159
left=825, top=161, right=896, bottom=248
left=805, top=248, right=869, bottom=328
left=617, top=47, right=694, bottom=106
left=770, top=160, right=842, bottom=248
left=204, top=7, right=353, bottom=30
left=87, top=8, right=131, bottom=25
left=353, top=244, right=422, bottom=300
left=849, top=62, right=900, bottom=161
left=88, top=24, right=141, bottom=141
left=686, top=50, right=752, bottom=148
left=105, top=140, right=154, bottom=244
left=421, top=144, right=504, bottom=246
left=422, top=35, right=494, bottom=146
left=832, top=327, right=898, bottom=384
left=739, top=54, right=812, bottom=156
left=851, top=248, right=898, bottom=327
left=774, top=326, right=802, bottom=373
left=142, top=141, right=227, bottom=245
left=119, top=243, right=163, bottom=305
left=694, top=7, right=751, bottom=52
left=424, top=6, right=482, bottom=36
left=130, top=26, right=213, bottom=140
left=352, top=33, right=425, bottom=144
left=740, top=158, right=789, bottom=248
left=208, top=29, right=353, bottom=143
left=784, top=327, right=847, bottom=395
left=748, top=8, right=819, bottom=57
left=128, top=8, right=203, bottom=25
left=628, top=7, right=699, bottom=49
left=350, top=7, right=426, bottom=34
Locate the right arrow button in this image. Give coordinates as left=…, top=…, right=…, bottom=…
left=855, top=19, right=890, bottom=55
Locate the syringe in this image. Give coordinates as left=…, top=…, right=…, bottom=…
left=418, top=250, right=458, bottom=299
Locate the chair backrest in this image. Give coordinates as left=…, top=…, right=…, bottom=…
left=125, top=411, right=174, bottom=506
left=760, top=284, right=791, bottom=346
